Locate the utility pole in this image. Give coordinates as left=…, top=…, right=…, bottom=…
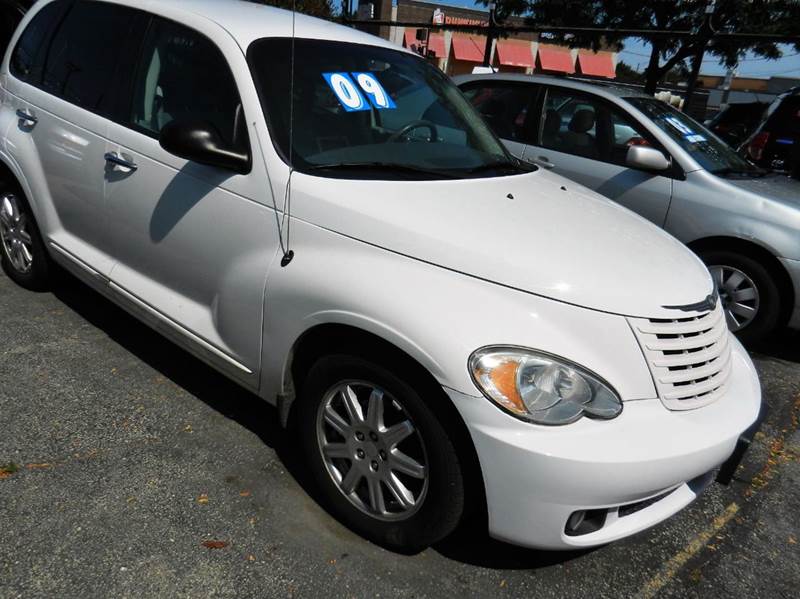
left=482, top=2, right=496, bottom=67
left=719, top=66, right=736, bottom=109
left=683, top=0, right=716, bottom=114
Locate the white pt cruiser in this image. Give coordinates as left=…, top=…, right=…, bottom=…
left=0, top=0, right=761, bottom=551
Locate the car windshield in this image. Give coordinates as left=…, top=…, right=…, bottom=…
left=627, top=97, right=760, bottom=176
left=247, top=38, right=522, bottom=180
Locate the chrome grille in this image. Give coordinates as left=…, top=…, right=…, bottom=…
left=629, top=304, right=732, bottom=410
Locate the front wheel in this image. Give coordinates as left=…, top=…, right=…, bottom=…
left=297, top=354, right=465, bottom=552
left=700, top=250, right=780, bottom=344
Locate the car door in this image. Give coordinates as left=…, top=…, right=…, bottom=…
left=459, top=80, right=539, bottom=160
left=4, top=0, right=139, bottom=274
left=526, top=86, right=675, bottom=227
left=103, top=13, right=279, bottom=386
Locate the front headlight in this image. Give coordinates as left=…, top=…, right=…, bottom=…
left=469, top=347, right=622, bottom=425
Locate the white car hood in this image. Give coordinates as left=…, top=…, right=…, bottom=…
left=292, top=168, right=713, bottom=318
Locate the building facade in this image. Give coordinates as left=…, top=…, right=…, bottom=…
left=357, top=0, right=617, bottom=79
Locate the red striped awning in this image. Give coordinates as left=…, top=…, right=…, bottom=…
left=404, top=29, right=446, bottom=58
left=578, top=51, right=616, bottom=78
left=537, top=45, right=575, bottom=74
left=451, top=35, right=486, bottom=63
left=404, top=28, right=421, bottom=50
left=427, top=33, right=445, bottom=58
left=495, top=41, right=534, bottom=68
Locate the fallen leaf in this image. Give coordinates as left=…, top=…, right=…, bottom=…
left=246, top=554, right=256, bottom=561
left=248, top=517, right=258, bottom=526
left=197, top=493, right=209, bottom=505
left=499, top=579, right=507, bottom=588
left=0, top=463, right=20, bottom=479
left=328, top=559, right=336, bottom=565
left=201, top=540, right=229, bottom=549
left=789, top=536, right=797, bottom=545
left=26, top=463, right=52, bottom=470
left=239, top=490, right=251, bottom=497
left=183, top=424, right=193, bottom=433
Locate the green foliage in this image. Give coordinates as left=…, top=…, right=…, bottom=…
left=480, top=1, right=800, bottom=91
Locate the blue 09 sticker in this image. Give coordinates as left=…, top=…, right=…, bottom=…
left=323, top=72, right=396, bottom=112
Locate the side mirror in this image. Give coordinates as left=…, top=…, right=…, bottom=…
left=626, top=145, right=670, bottom=172
left=159, top=120, right=250, bottom=174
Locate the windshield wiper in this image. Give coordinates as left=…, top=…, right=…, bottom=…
left=464, top=158, right=530, bottom=175
left=306, top=162, right=457, bottom=179
left=712, top=166, right=768, bottom=178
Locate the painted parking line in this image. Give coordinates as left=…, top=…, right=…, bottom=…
left=635, top=502, right=740, bottom=599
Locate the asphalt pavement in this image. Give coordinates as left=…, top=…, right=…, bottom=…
left=1, top=269, right=798, bottom=598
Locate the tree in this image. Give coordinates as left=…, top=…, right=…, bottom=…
left=247, top=0, right=336, bottom=20
left=614, top=61, right=643, bottom=84
left=483, top=1, right=800, bottom=94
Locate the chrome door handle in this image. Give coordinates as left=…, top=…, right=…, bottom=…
left=16, top=109, right=37, bottom=126
left=534, top=156, right=555, bottom=169
left=104, top=152, right=138, bottom=172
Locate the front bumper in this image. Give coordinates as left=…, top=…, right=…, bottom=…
left=447, top=336, right=761, bottom=550
left=779, top=257, right=800, bottom=330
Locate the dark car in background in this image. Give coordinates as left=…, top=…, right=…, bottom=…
left=0, top=1, right=32, bottom=52
left=741, top=87, right=800, bottom=179
left=706, top=101, right=768, bottom=147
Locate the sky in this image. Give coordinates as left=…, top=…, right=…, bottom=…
left=341, top=0, right=800, bottom=79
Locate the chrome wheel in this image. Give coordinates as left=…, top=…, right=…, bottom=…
left=709, top=264, right=760, bottom=332
left=0, top=193, right=34, bottom=274
left=316, top=380, right=429, bottom=521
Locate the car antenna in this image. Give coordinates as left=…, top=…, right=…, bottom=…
left=251, top=1, right=296, bottom=267
left=278, top=0, right=297, bottom=267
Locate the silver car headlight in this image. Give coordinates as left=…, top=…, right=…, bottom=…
left=469, top=347, right=623, bottom=425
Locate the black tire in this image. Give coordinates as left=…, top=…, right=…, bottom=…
left=297, top=354, right=465, bottom=552
left=0, top=181, right=50, bottom=291
left=699, top=249, right=781, bottom=345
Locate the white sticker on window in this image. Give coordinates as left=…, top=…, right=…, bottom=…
left=322, top=72, right=369, bottom=112
left=685, top=134, right=707, bottom=143
left=323, top=72, right=396, bottom=111
left=351, top=72, right=396, bottom=109
left=664, top=116, right=693, bottom=136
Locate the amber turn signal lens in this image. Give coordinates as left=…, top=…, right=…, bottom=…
left=482, top=359, right=526, bottom=414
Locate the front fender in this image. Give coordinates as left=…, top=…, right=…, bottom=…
left=258, top=219, right=657, bottom=407
left=669, top=173, right=800, bottom=260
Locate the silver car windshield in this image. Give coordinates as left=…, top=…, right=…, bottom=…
left=247, top=38, right=525, bottom=180
left=627, top=98, right=760, bottom=175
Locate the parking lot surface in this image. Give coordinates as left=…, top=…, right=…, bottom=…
left=1, top=269, right=798, bottom=599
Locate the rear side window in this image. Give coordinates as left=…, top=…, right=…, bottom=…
left=41, top=0, right=138, bottom=114
left=9, top=0, right=71, bottom=84
left=767, top=96, right=800, bottom=136
left=128, top=17, right=246, bottom=149
left=461, top=82, right=537, bottom=143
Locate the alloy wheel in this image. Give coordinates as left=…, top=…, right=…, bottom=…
left=709, top=264, right=760, bottom=332
left=316, top=380, right=429, bottom=521
left=0, top=193, right=34, bottom=274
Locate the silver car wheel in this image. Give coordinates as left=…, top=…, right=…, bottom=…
left=0, top=193, right=34, bottom=274
left=709, top=264, right=760, bottom=332
left=316, top=380, right=429, bottom=521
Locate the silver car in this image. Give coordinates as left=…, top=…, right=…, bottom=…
left=456, top=73, right=800, bottom=343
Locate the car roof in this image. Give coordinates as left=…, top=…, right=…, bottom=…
left=453, top=73, right=653, bottom=102
left=83, top=0, right=403, bottom=52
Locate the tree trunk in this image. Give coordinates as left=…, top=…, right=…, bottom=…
left=643, top=41, right=663, bottom=95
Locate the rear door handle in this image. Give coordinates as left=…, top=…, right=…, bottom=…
left=16, top=109, right=37, bottom=127
left=104, top=152, right=138, bottom=172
